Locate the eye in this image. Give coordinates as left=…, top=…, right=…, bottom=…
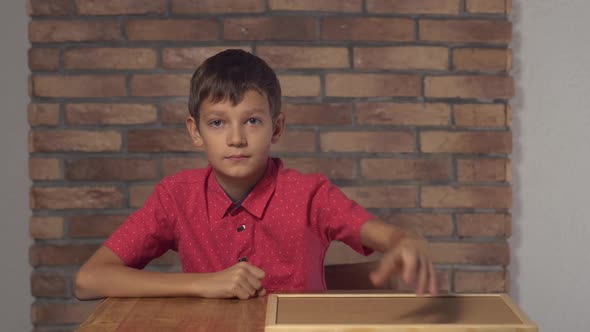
left=247, top=117, right=261, bottom=125
left=209, top=120, right=223, bottom=128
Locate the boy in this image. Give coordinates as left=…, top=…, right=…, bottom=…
left=74, top=49, right=438, bottom=300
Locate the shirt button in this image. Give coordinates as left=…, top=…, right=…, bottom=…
left=238, top=257, right=247, bottom=262
left=237, top=225, right=246, bottom=232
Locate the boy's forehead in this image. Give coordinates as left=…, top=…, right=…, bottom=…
left=201, top=90, right=270, bottom=113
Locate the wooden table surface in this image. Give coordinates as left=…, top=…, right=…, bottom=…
left=77, top=297, right=268, bottom=332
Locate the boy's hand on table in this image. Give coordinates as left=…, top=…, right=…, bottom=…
left=200, top=262, right=266, bottom=300
left=370, top=234, right=438, bottom=296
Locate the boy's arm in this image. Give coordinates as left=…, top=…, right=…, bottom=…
left=74, top=246, right=266, bottom=300
left=360, top=219, right=438, bottom=295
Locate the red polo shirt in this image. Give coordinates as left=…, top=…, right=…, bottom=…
left=105, top=157, right=375, bottom=292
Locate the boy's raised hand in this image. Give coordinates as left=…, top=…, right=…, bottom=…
left=370, top=235, right=438, bottom=296
left=201, top=262, right=266, bottom=300
left=360, top=220, right=438, bottom=296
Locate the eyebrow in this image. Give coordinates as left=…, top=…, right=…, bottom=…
left=203, top=108, right=267, bottom=117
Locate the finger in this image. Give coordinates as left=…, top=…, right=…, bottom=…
left=232, top=284, right=250, bottom=300
left=370, top=250, right=401, bottom=287
left=245, top=272, right=263, bottom=291
left=238, top=280, right=257, bottom=299
left=402, top=250, right=418, bottom=285
left=416, top=255, right=429, bottom=295
left=428, top=262, right=438, bottom=296
left=257, top=288, right=267, bottom=297
left=245, top=264, right=266, bottom=279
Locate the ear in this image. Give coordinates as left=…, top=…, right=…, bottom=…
left=186, top=116, right=204, bottom=148
left=271, top=112, right=286, bottom=144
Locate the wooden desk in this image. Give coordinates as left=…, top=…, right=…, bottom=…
left=77, top=293, right=537, bottom=332
left=77, top=297, right=267, bottom=332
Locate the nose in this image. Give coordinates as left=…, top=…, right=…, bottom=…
left=227, top=123, right=247, bottom=147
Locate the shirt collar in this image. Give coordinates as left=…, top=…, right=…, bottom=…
left=206, top=158, right=281, bottom=221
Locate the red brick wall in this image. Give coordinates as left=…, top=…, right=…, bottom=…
left=28, top=0, right=513, bottom=329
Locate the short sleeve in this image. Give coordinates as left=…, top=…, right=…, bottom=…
left=311, top=176, right=376, bottom=256
left=104, top=183, right=176, bottom=269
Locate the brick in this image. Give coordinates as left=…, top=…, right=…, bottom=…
left=30, top=244, right=100, bottom=266
left=172, top=0, right=265, bottom=14
left=454, top=104, right=507, bottom=127
left=457, top=213, right=511, bottom=238
left=65, top=158, right=158, bottom=181
left=29, top=48, right=60, bottom=71
left=421, top=186, right=511, bottom=209
left=31, top=302, right=98, bottom=324
left=31, top=271, right=69, bottom=297
left=454, top=270, right=507, bottom=293
left=31, top=187, right=124, bottom=209
left=258, top=46, right=349, bottom=69
left=420, top=20, right=511, bottom=43
left=271, top=130, right=317, bottom=153
left=321, top=131, right=415, bottom=153
left=65, top=104, right=157, bottom=125
left=270, top=0, right=361, bottom=12
left=420, top=131, right=511, bottom=154
left=224, top=17, right=316, bottom=41
left=322, top=18, right=414, bottom=41
left=28, top=0, right=72, bottom=16
left=29, top=158, right=61, bottom=180
left=162, top=46, right=252, bottom=69
left=278, top=75, right=321, bottom=97
left=161, top=102, right=188, bottom=124
left=457, top=159, right=509, bottom=182
left=466, top=0, right=511, bottom=14
left=282, top=158, right=355, bottom=180
left=283, top=103, right=352, bottom=126
left=64, top=48, right=157, bottom=70
left=29, top=130, right=121, bottom=152
left=425, top=75, right=513, bottom=99
left=341, top=186, right=417, bottom=208
left=30, top=216, right=64, bottom=239
left=453, top=48, right=511, bottom=72
left=379, top=213, right=453, bottom=237
left=430, top=242, right=508, bottom=265
left=162, top=157, right=210, bottom=176
left=69, top=214, right=127, bottom=238
left=360, top=158, right=451, bottom=181
left=354, top=46, right=448, bottom=70
left=28, top=103, right=60, bottom=126
left=127, top=19, right=218, bottom=41
left=131, top=74, right=191, bottom=97
left=356, top=103, right=450, bottom=126
left=32, top=75, right=126, bottom=98
left=128, top=129, right=194, bottom=152
left=326, top=74, right=421, bottom=97
left=130, top=184, right=155, bottom=208
left=367, top=0, right=460, bottom=14
left=76, top=0, right=168, bottom=15
left=29, top=20, right=120, bottom=42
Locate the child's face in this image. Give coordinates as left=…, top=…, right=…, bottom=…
left=186, top=90, right=284, bottom=181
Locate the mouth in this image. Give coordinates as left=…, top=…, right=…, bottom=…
left=225, top=155, right=250, bottom=161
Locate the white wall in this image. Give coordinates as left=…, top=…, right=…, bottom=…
left=0, top=1, right=32, bottom=332
left=511, top=0, right=590, bottom=331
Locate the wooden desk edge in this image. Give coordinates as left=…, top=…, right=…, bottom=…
left=265, top=294, right=278, bottom=326
left=265, top=293, right=538, bottom=332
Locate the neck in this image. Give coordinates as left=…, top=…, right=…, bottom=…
left=213, top=159, right=269, bottom=202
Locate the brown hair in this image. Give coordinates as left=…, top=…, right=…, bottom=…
left=188, top=49, right=282, bottom=123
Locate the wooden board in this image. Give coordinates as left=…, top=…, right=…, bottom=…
left=265, top=293, right=537, bottom=332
